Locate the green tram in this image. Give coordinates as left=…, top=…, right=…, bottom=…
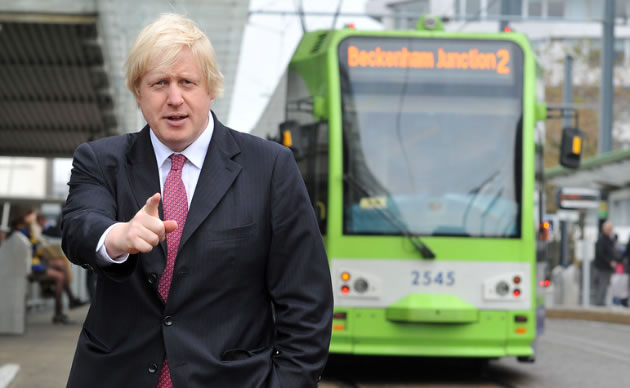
left=266, top=17, right=579, bottom=362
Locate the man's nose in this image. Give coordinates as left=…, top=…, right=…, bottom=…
left=167, top=85, right=184, bottom=106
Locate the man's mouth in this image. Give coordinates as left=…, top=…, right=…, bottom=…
left=165, top=114, right=188, bottom=121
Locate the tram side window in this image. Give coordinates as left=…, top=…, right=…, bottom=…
left=285, top=70, right=329, bottom=233
left=291, top=123, right=329, bottom=234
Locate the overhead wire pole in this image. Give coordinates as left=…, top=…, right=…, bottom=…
left=295, top=0, right=307, bottom=33
left=499, top=0, right=511, bottom=31
left=599, top=0, right=615, bottom=154
left=330, top=0, right=343, bottom=30
left=559, top=55, right=574, bottom=268
left=563, top=56, right=574, bottom=129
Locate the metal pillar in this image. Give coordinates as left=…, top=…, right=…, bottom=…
left=45, top=158, right=54, bottom=198
left=499, top=0, right=517, bottom=31
left=558, top=57, right=573, bottom=269
left=563, top=55, right=573, bottom=127
left=599, top=0, right=615, bottom=154
left=1, top=202, right=10, bottom=230
left=560, top=221, right=569, bottom=267
left=582, top=209, right=599, bottom=306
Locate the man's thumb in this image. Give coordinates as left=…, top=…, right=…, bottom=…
left=144, top=193, right=161, bottom=217
left=164, top=220, right=178, bottom=234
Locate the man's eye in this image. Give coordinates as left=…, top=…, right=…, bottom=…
left=153, top=80, right=166, bottom=86
left=182, top=80, right=193, bottom=85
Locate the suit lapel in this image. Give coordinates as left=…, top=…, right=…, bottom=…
left=126, top=125, right=167, bottom=256
left=179, top=114, right=242, bottom=249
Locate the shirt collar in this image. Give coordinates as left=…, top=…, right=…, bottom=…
left=149, top=112, right=214, bottom=169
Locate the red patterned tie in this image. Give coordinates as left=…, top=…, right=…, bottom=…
left=157, top=153, right=188, bottom=388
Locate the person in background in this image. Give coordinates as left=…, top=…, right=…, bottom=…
left=594, top=221, right=617, bottom=306
left=610, top=261, right=628, bottom=307
left=10, top=207, right=86, bottom=323
left=41, top=212, right=97, bottom=303
left=36, top=213, right=51, bottom=235
left=0, top=226, right=8, bottom=247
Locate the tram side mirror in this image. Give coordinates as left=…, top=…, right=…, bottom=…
left=559, top=127, right=582, bottom=169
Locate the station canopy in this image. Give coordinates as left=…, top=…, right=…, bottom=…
left=0, top=16, right=117, bottom=158
left=545, top=148, right=630, bottom=190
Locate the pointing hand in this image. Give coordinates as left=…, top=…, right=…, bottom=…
left=105, top=193, right=178, bottom=257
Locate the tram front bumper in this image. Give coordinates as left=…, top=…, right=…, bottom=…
left=385, top=293, right=479, bottom=323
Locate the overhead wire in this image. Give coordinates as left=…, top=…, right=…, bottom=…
left=331, top=0, right=344, bottom=30
left=457, top=0, right=501, bottom=31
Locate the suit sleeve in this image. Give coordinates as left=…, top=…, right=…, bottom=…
left=266, top=146, right=333, bottom=388
left=61, top=142, right=138, bottom=281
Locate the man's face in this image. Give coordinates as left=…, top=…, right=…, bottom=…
left=604, top=224, right=614, bottom=236
left=136, top=47, right=212, bottom=152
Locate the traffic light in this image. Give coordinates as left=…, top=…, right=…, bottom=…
left=539, top=220, right=553, bottom=241
left=559, top=127, right=582, bottom=169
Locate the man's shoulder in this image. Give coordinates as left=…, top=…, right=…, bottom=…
left=224, top=126, right=287, bottom=156
left=74, top=131, right=142, bottom=161
left=85, top=132, right=139, bottom=152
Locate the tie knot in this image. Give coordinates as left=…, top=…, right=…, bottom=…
left=169, top=154, right=186, bottom=171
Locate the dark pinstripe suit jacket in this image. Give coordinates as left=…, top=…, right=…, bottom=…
left=61, top=113, right=333, bottom=388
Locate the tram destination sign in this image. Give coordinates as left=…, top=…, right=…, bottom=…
left=339, top=37, right=522, bottom=87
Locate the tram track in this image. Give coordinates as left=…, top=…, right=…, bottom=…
left=481, top=371, right=520, bottom=388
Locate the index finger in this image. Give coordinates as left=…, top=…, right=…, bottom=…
left=143, top=193, right=161, bottom=217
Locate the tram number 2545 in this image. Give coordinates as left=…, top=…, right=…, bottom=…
left=411, top=271, right=456, bottom=286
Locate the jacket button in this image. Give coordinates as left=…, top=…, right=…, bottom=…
left=164, top=316, right=174, bottom=326
left=148, top=273, right=158, bottom=284
left=148, top=363, right=158, bottom=374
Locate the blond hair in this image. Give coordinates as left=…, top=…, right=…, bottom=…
left=125, top=13, right=224, bottom=98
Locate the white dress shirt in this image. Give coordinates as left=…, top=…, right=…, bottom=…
left=95, top=114, right=214, bottom=264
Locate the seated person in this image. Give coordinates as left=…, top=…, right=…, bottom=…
left=9, top=207, right=87, bottom=324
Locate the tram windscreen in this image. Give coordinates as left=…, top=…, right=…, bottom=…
left=339, top=37, right=524, bottom=238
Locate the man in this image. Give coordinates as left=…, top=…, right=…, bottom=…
left=594, top=221, right=617, bottom=306
left=62, top=14, right=333, bottom=388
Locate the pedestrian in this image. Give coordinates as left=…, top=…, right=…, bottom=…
left=594, top=221, right=617, bottom=306
left=61, top=13, right=333, bottom=388
left=10, top=207, right=86, bottom=323
left=0, top=225, right=8, bottom=247
left=610, top=262, right=628, bottom=307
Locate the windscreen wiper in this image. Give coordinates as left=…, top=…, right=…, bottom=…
left=343, top=174, right=435, bottom=259
left=462, top=169, right=500, bottom=227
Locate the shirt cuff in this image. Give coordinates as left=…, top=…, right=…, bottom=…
left=96, top=223, right=129, bottom=265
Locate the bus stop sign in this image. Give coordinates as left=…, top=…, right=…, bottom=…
left=556, top=188, right=599, bottom=210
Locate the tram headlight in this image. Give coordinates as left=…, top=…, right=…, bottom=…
left=354, top=278, right=368, bottom=293
left=495, top=281, right=510, bottom=296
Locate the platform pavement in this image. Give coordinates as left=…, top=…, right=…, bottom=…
left=1, top=304, right=630, bottom=388
left=0, top=305, right=86, bottom=388
left=545, top=304, right=630, bottom=324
